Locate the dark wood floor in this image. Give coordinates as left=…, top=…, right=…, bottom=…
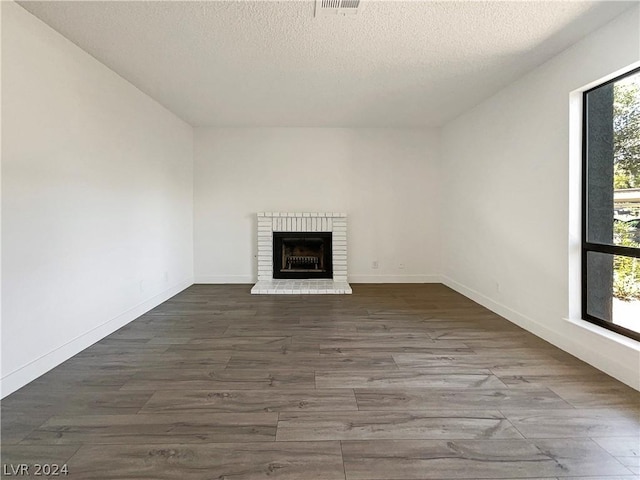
left=2, top=284, right=639, bottom=479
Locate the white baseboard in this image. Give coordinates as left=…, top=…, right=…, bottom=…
left=349, top=274, right=441, bottom=283
left=195, top=275, right=253, bottom=284
left=195, top=274, right=442, bottom=284
left=0, top=278, right=194, bottom=399
left=441, top=275, right=640, bottom=391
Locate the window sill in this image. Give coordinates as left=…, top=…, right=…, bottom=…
left=563, top=317, right=640, bottom=351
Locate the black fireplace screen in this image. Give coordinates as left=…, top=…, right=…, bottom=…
left=273, top=232, right=332, bottom=279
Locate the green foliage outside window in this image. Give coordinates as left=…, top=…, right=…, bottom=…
left=612, top=79, right=640, bottom=302
left=613, top=220, right=640, bottom=300
left=613, top=81, right=640, bottom=188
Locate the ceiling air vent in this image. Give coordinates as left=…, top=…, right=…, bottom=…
left=315, top=0, right=362, bottom=17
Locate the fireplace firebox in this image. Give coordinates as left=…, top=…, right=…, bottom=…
left=273, top=232, right=332, bottom=279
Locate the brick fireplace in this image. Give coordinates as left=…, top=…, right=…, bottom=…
left=251, top=212, right=352, bottom=294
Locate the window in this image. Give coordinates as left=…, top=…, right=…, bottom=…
left=583, top=67, right=640, bottom=341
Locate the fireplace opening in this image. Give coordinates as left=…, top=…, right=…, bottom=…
left=273, top=232, right=332, bottom=279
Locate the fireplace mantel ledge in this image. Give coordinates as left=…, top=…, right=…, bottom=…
left=257, top=212, right=347, bottom=217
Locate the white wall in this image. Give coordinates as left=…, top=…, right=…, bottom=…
left=440, top=7, right=640, bottom=389
left=194, top=128, right=440, bottom=283
left=1, top=2, right=194, bottom=397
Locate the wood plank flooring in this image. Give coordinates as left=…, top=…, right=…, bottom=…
left=2, top=284, right=639, bottom=479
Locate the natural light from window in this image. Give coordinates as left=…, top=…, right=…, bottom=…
left=584, top=68, right=640, bottom=340
left=612, top=72, right=640, bottom=333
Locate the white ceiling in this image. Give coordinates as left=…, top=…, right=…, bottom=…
left=17, top=1, right=637, bottom=127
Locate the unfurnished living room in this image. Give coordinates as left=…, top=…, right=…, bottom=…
left=2, top=0, right=640, bottom=478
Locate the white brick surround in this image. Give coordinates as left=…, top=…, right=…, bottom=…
left=251, top=212, right=351, bottom=294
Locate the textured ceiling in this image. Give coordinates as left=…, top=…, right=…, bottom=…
left=17, top=1, right=637, bottom=127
